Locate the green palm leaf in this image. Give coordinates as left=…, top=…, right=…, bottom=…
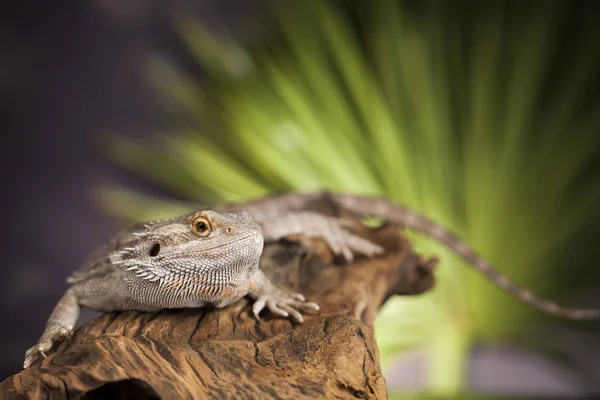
left=100, top=0, right=600, bottom=395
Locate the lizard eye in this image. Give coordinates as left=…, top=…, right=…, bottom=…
left=192, top=216, right=211, bottom=237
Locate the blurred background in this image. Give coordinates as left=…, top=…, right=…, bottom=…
left=3, top=0, right=600, bottom=398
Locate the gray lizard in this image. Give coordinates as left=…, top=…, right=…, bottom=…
left=23, top=204, right=378, bottom=369
left=24, top=191, right=600, bottom=368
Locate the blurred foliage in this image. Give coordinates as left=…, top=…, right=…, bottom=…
left=99, top=0, right=600, bottom=396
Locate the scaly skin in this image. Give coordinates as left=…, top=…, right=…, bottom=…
left=26, top=190, right=600, bottom=368
left=221, top=191, right=600, bottom=320
left=24, top=209, right=322, bottom=369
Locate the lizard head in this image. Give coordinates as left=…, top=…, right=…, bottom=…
left=110, top=210, right=264, bottom=276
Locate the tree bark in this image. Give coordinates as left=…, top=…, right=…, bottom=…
left=1, top=216, right=437, bottom=399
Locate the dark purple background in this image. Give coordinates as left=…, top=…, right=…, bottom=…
left=1, top=0, right=263, bottom=380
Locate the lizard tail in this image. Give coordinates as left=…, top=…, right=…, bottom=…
left=332, top=192, right=600, bottom=320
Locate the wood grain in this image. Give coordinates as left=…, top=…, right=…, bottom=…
left=1, top=219, right=437, bottom=400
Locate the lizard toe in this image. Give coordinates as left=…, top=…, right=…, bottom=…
left=291, top=300, right=320, bottom=313
left=252, top=298, right=267, bottom=320
left=23, top=325, right=73, bottom=369
left=278, top=304, right=304, bottom=323
left=339, top=246, right=354, bottom=262
left=343, top=233, right=385, bottom=258
left=23, top=346, right=40, bottom=369
left=290, top=292, right=305, bottom=302
left=266, top=300, right=289, bottom=318
left=253, top=294, right=319, bottom=323
left=57, top=326, right=74, bottom=341
left=23, top=339, right=52, bottom=369
left=37, top=340, right=53, bottom=354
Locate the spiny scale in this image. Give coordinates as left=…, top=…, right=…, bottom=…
left=333, top=193, right=600, bottom=320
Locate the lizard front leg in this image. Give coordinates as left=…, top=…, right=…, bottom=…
left=248, top=270, right=319, bottom=323
left=260, top=211, right=384, bottom=262
left=24, top=287, right=79, bottom=368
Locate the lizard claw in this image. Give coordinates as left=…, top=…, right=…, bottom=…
left=320, top=217, right=385, bottom=262
left=336, top=231, right=384, bottom=262
left=290, top=293, right=305, bottom=302
left=301, top=213, right=384, bottom=262
left=252, top=298, right=267, bottom=320
left=252, top=290, right=319, bottom=324
left=23, top=325, right=74, bottom=369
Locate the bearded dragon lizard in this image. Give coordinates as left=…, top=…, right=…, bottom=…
left=24, top=191, right=600, bottom=368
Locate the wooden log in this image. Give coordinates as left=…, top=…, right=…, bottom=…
left=1, top=219, right=437, bottom=399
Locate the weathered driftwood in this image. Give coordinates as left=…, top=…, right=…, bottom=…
left=1, top=206, right=437, bottom=400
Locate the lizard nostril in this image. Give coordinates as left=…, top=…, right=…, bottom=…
left=226, top=227, right=233, bottom=234
left=149, top=243, right=161, bottom=257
